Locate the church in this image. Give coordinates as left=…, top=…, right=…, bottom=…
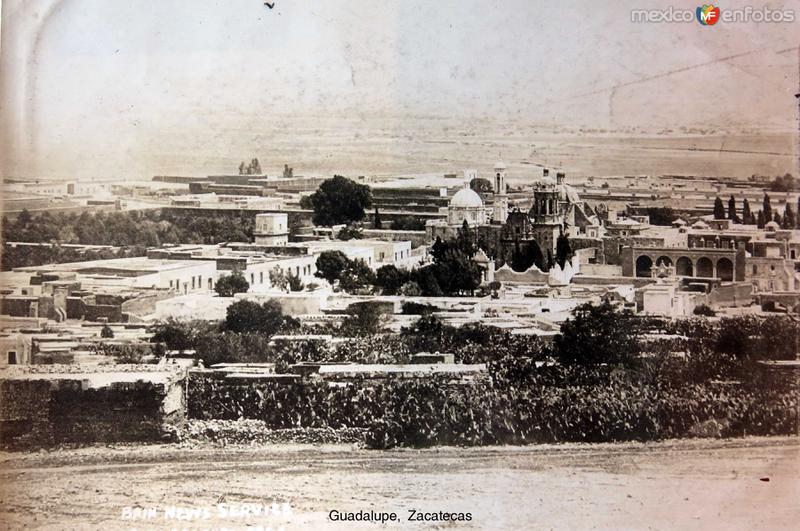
left=426, top=162, right=602, bottom=271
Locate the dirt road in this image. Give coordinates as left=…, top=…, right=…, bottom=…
left=1, top=437, right=798, bottom=530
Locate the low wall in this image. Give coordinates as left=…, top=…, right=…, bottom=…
left=708, top=282, right=753, bottom=308
left=0, top=369, right=186, bottom=448
left=580, top=264, right=623, bottom=277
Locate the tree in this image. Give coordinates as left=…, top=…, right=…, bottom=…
left=390, top=216, right=426, bottom=231
left=340, top=302, right=386, bottom=336
left=307, top=175, right=372, bottom=226
left=17, top=209, right=32, bottom=226
left=434, top=247, right=481, bottom=294
left=783, top=204, right=795, bottom=229
left=375, top=264, right=407, bottom=295
left=553, top=300, right=642, bottom=366
left=756, top=210, right=765, bottom=229
left=238, top=162, right=246, bottom=175
left=225, top=299, right=293, bottom=335
left=763, top=193, right=772, bottom=220
left=250, top=158, right=262, bottom=175
left=713, top=197, right=726, bottom=219
left=287, top=272, right=304, bottom=292
left=773, top=211, right=782, bottom=226
left=742, top=198, right=752, bottom=224
left=555, top=233, right=574, bottom=268
left=315, top=250, right=351, bottom=285
left=100, top=324, right=115, bottom=338
left=399, top=281, right=422, bottom=296
left=768, top=173, right=796, bottom=192
left=727, top=195, right=738, bottom=223
left=337, top=225, right=363, bottom=240
left=469, top=177, right=493, bottom=195
left=338, top=259, right=375, bottom=293
left=693, top=304, right=716, bottom=317
left=644, top=207, right=676, bottom=226
left=269, top=267, right=290, bottom=292
left=511, top=240, right=544, bottom=272
left=797, top=197, right=800, bottom=229
left=413, top=266, right=444, bottom=296
left=283, top=164, right=294, bottom=178
left=456, top=220, right=476, bottom=257
left=215, top=271, right=249, bottom=297
left=149, top=318, right=212, bottom=351
left=373, top=207, right=382, bottom=229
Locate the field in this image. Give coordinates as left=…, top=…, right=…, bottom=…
left=0, top=436, right=797, bottom=530
left=76, top=112, right=795, bottom=182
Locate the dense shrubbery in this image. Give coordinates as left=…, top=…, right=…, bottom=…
left=1, top=244, right=146, bottom=271
left=175, top=303, right=800, bottom=448
left=188, top=363, right=798, bottom=449
left=2, top=209, right=259, bottom=270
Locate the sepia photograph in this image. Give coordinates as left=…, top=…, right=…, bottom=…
left=0, top=1, right=799, bottom=529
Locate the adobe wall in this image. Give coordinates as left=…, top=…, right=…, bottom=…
left=0, top=371, right=186, bottom=448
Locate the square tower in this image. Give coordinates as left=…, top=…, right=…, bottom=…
left=254, top=213, right=289, bottom=246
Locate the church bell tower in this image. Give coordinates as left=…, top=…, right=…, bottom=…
left=492, top=160, right=508, bottom=224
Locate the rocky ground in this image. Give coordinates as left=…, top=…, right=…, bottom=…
left=0, top=436, right=797, bottom=530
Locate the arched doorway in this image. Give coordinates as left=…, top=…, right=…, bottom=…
left=717, top=258, right=734, bottom=281
left=696, top=257, right=714, bottom=278
left=676, top=257, right=693, bottom=276
left=656, top=256, right=673, bottom=267
left=635, top=255, right=653, bottom=277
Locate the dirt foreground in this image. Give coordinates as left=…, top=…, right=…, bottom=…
left=0, top=436, right=798, bottom=530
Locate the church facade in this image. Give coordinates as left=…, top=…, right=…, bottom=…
left=426, top=164, right=602, bottom=271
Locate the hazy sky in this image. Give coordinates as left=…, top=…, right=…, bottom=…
left=1, top=0, right=798, bottom=179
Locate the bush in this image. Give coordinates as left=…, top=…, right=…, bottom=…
left=693, top=304, right=716, bottom=316
left=225, top=299, right=298, bottom=335
left=401, top=301, right=438, bottom=315
left=215, top=271, right=249, bottom=297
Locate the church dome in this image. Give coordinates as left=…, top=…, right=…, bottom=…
left=450, top=187, right=484, bottom=209
left=494, top=160, right=507, bottom=171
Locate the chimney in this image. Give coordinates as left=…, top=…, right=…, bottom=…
left=556, top=172, right=565, bottom=185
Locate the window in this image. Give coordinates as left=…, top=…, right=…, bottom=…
left=7, top=351, right=17, bottom=364
left=260, top=272, right=264, bottom=284
left=792, top=250, right=797, bottom=260
left=752, top=265, right=758, bottom=275
left=191, top=277, right=195, bottom=289
left=251, top=273, right=255, bottom=284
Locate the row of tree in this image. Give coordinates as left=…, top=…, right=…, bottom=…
left=713, top=193, right=799, bottom=229
left=238, top=158, right=262, bottom=175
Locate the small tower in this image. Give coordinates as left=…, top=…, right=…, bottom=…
left=492, top=160, right=508, bottom=224
left=254, top=213, right=289, bottom=246
left=531, top=168, right=560, bottom=224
